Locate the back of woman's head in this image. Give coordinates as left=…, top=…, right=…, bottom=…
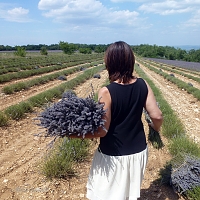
left=105, top=41, right=135, bottom=83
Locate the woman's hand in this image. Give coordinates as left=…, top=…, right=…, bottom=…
left=148, top=122, right=160, bottom=132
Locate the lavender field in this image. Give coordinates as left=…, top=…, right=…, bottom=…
left=145, top=58, right=200, bottom=72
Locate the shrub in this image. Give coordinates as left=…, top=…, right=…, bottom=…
left=18, top=102, right=33, bottom=113
left=2, top=86, right=14, bottom=94
left=5, top=104, right=25, bottom=120
left=0, top=111, right=9, bottom=126
left=4, top=102, right=33, bottom=120
left=40, top=138, right=90, bottom=179
left=40, top=46, right=48, bottom=56
left=14, top=46, right=26, bottom=57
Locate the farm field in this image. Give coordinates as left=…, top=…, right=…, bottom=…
left=0, top=67, right=90, bottom=111
left=149, top=65, right=200, bottom=90
left=136, top=59, right=200, bottom=143
left=0, top=54, right=200, bottom=200
left=144, top=58, right=200, bottom=72
left=139, top=61, right=200, bottom=90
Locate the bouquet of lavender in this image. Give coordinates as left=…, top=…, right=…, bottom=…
left=37, top=90, right=107, bottom=138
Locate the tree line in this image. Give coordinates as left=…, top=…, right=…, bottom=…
left=1, top=42, right=200, bottom=62
left=132, top=44, right=200, bottom=62
left=0, top=42, right=108, bottom=54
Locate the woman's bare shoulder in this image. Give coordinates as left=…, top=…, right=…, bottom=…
left=99, top=86, right=109, bottom=95
left=98, top=87, right=111, bottom=104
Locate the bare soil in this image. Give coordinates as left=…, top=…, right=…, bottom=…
left=0, top=61, right=199, bottom=200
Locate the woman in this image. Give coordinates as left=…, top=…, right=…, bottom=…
left=72, top=41, right=163, bottom=200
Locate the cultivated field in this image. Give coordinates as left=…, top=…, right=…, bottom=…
left=144, top=58, right=200, bottom=72
left=0, top=53, right=199, bottom=200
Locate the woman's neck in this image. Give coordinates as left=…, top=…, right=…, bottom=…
left=114, top=77, right=137, bottom=85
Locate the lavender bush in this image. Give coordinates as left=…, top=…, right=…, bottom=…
left=171, top=156, right=200, bottom=194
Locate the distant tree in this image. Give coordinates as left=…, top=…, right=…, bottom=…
left=48, top=44, right=60, bottom=50
left=5, top=45, right=13, bottom=51
left=168, top=53, right=176, bottom=60
left=26, top=44, right=35, bottom=50
left=195, top=50, right=200, bottom=62
left=187, top=49, right=200, bottom=62
left=40, top=46, right=48, bottom=55
left=14, top=46, right=26, bottom=57
left=59, top=41, right=75, bottom=54
left=157, top=46, right=166, bottom=58
left=94, top=46, right=105, bottom=53
left=79, top=47, right=92, bottom=54
left=0, top=45, right=5, bottom=51
left=176, top=48, right=187, bottom=60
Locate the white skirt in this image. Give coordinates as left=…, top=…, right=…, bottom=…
left=86, top=146, right=148, bottom=200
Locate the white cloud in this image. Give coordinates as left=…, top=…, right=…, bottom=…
left=135, top=0, right=200, bottom=30
left=110, top=0, right=149, bottom=2
left=8, top=7, right=28, bottom=16
left=38, top=0, right=67, bottom=10
left=138, top=0, right=200, bottom=15
left=38, top=0, right=104, bottom=14
left=183, top=9, right=200, bottom=27
left=0, top=4, right=30, bottom=22
left=106, top=10, right=139, bottom=26
left=37, top=0, right=200, bottom=31
left=38, top=0, right=106, bottom=27
left=38, top=0, right=145, bottom=29
left=139, top=1, right=190, bottom=15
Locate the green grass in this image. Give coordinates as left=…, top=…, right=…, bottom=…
left=40, top=125, right=90, bottom=179
left=186, top=187, right=200, bottom=200
left=0, top=111, right=9, bottom=126
left=169, top=135, right=200, bottom=158
left=4, top=104, right=27, bottom=120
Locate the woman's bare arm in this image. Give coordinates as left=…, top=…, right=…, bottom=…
left=144, top=81, right=163, bottom=132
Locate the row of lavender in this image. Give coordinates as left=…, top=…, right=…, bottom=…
left=145, top=58, right=200, bottom=72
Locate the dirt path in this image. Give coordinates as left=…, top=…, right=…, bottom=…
left=0, top=64, right=196, bottom=200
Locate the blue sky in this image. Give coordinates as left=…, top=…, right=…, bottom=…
left=0, top=0, right=200, bottom=46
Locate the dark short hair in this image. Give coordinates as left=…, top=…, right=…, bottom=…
left=104, top=41, right=135, bottom=83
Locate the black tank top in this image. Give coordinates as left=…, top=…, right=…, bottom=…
left=99, top=78, right=148, bottom=156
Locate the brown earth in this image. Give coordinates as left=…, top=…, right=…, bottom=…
left=0, top=60, right=199, bottom=200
